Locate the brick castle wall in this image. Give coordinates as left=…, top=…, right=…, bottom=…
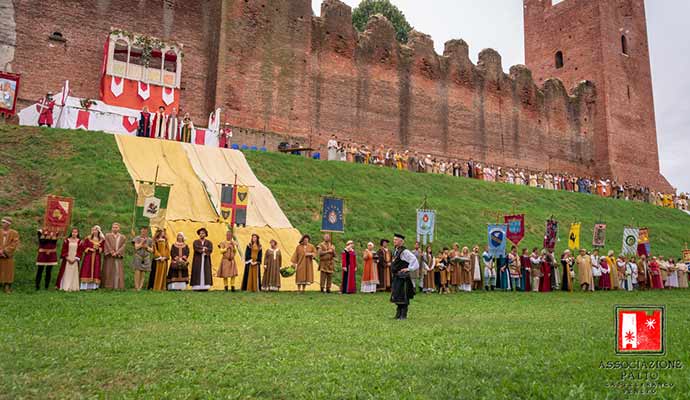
left=524, top=0, right=670, bottom=190
left=6, top=0, right=671, bottom=190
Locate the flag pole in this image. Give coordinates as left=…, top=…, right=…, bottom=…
left=54, top=80, right=69, bottom=129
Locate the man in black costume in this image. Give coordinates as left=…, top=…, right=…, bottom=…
left=390, top=233, right=419, bottom=320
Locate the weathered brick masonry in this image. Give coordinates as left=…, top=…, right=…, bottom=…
left=4, top=0, right=671, bottom=190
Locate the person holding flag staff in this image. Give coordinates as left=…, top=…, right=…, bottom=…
left=217, top=231, right=240, bottom=292
left=390, top=234, right=419, bottom=320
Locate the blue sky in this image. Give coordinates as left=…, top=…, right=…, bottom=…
left=311, top=0, right=690, bottom=192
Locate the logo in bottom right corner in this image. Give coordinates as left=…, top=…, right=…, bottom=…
left=615, top=306, right=666, bottom=355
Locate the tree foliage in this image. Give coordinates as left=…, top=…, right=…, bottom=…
left=352, top=0, right=413, bottom=44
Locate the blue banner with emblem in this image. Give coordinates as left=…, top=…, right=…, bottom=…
left=416, top=209, right=436, bottom=245
left=321, top=197, right=344, bottom=233
left=488, top=224, right=508, bottom=257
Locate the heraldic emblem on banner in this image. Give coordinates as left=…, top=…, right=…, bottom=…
left=321, top=197, right=344, bottom=233
left=504, top=214, right=525, bottom=245
left=416, top=209, right=436, bottom=245
left=221, top=184, right=249, bottom=227
left=44, top=195, right=74, bottom=234
left=488, top=224, right=508, bottom=257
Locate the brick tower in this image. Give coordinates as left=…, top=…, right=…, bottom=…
left=523, top=0, right=671, bottom=190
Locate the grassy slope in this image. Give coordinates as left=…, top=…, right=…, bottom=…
left=244, top=151, right=689, bottom=256
left=1, top=127, right=690, bottom=399
left=0, top=125, right=134, bottom=282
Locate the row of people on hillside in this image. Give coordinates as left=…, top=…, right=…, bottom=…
left=135, top=106, right=233, bottom=148
left=137, top=106, right=195, bottom=142
left=30, top=223, right=262, bottom=293
left=325, top=137, right=684, bottom=209
left=4, top=214, right=684, bottom=295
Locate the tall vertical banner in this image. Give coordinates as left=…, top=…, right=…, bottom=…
left=135, top=182, right=170, bottom=229
left=321, top=197, right=344, bottom=233
left=504, top=214, right=525, bottom=245
left=488, top=224, right=508, bottom=257
left=637, top=228, right=651, bottom=256
left=622, top=227, right=640, bottom=256
left=592, top=223, right=607, bottom=248
left=44, top=195, right=74, bottom=235
left=221, top=184, right=249, bottom=227
left=543, top=219, right=559, bottom=251
left=416, top=209, right=436, bottom=245
left=568, top=223, right=581, bottom=250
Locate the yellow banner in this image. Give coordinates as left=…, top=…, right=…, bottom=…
left=568, top=222, right=581, bottom=250
left=235, top=185, right=249, bottom=206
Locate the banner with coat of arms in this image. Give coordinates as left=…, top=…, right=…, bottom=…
left=44, top=195, right=74, bottom=234
left=568, top=222, right=581, bottom=250
left=543, top=218, right=559, bottom=251
left=504, top=214, right=525, bottom=245
left=416, top=209, right=436, bottom=245
left=321, top=197, right=344, bottom=233
left=592, top=223, right=607, bottom=247
left=637, top=227, right=651, bottom=256
left=134, top=182, right=170, bottom=229
left=487, top=224, right=508, bottom=257
left=220, top=184, right=249, bottom=227
left=622, top=227, right=640, bottom=256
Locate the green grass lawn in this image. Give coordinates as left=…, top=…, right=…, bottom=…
left=2, top=126, right=690, bottom=399
left=1, top=290, right=689, bottom=399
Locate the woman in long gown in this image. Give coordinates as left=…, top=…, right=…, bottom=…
left=560, top=250, right=574, bottom=292
left=539, top=250, right=552, bottom=292
left=341, top=240, right=357, bottom=294
left=56, top=228, right=82, bottom=292
left=151, top=229, right=170, bottom=291
left=190, top=227, right=213, bottom=291
left=242, top=234, right=262, bottom=292
left=449, top=244, right=462, bottom=292
left=648, top=257, right=664, bottom=289
left=459, top=246, right=473, bottom=292
left=80, top=226, right=104, bottom=290
left=218, top=231, right=240, bottom=292
left=422, top=245, right=435, bottom=293
left=677, top=262, right=689, bottom=289
left=262, top=239, right=282, bottom=292
left=167, top=233, right=189, bottom=291
left=361, top=242, right=379, bottom=293
left=666, top=258, right=679, bottom=289
left=598, top=257, right=612, bottom=290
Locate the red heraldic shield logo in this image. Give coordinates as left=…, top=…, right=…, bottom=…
left=615, top=306, right=665, bottom=355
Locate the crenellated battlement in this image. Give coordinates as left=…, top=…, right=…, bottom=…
left=312, top=0, right=593, bottom=106
left=7, top=0, right=669, bottom=190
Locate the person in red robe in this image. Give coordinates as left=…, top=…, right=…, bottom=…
left=539, top=250, right=552, bottom=292
left=150, top=106, right=167, bottom=139
left=341, top=240, right=357, bottom=294
left=80, top=226, right=104, bottom=290
left=598, top=257, right=612, bottom=290
left=648, top=257, right=664, bottom=289
left=218, top=126, right=228, bottom=149
left=37, top=92, right=55, bottom=127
